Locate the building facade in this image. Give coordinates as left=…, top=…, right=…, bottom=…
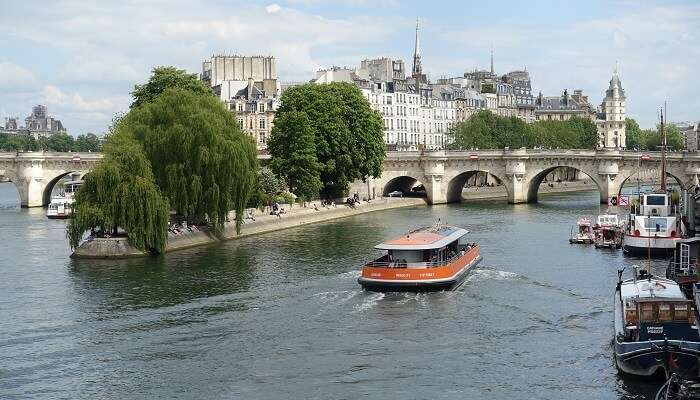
left=2, top=105, right=66, bottom=138
left=534, top=90, right=592, bottom=121
left=201, top=55, right=280, bottom=150
left=595, top=69, right=626, bottom=148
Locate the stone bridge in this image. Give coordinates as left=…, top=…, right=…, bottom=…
left=0, top=152, right=103, bottom=207
left=360, top=149, right=700, bottom=204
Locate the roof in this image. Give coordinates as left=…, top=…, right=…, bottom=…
left=620, top=276, right=685, bottom=300
left=376, top=225, right=469, bottom=250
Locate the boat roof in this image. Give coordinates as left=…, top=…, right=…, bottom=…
left=375, top=225, right=469, bottom=250
left=620, top=276, right=686, bottom=301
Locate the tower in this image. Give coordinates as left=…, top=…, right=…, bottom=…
left=490, top=45, right=494, bottom=75
left=599, top=66, right=626, bottom=148
left=412, top=18, right=422, bottom=78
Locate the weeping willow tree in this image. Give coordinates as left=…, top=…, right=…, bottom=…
left=68, top=83, right=256, bottom=254
left=117, top=88, right=258, bottom=232
left=67, top=134, right=170, bottom=253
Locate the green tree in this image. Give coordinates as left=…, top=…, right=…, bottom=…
left=131, top=66, right=213, bottom=109
left=118, top=88, right=257, bottom=231
left=643, top=123, right=684, bottom=151
left=74, top=133, right=102, bottom=152
left=568, top=116, right=598, bottom=148
left=625, top=118, right=643, bottom=150
left=67, top=134, right=169, bottom=253
left=249, top=166, right=286, bottom=208
left=271, top=82, right=384, bottom=197
left=46, top=133, right=75, bottom=152
left=269, top=111, right=323, bottom=200
left=481, top=83, right=495, bottom=94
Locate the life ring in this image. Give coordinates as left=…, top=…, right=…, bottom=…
left=654, top=282, right=666, bottom=289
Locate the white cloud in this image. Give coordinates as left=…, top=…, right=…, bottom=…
left=0, top=62, right=39, bottom=91
left=266, top=4, right=281, bottom=13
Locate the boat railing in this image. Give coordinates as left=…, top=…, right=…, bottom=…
left=365, top=246, right=477, bottom=269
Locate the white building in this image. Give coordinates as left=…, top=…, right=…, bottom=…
left=201, top=55, right=281, bottom=150
left=596, top=69, right=626, bottom=148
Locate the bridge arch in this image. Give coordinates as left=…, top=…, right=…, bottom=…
left=526, top=165, right=604, bottom=203
left=446, top=170, right=509, bottom=203
left=382, top=174, right=427, bottom=199
left=42, top=170, right=85, bottom=206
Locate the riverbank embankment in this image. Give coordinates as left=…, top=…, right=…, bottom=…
left=72, top=197, right=426, bottom=258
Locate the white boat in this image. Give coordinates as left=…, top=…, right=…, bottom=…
left=46, top=180, right=82, bottom=219
left=595, top=214, right=622, bottom=229
left=570, top=218, right=595, bottom=244
left=622, top=108, right=686, bottom=255
left=623, top=192, right=684, bottom=255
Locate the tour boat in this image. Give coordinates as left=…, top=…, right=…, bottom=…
left=614, top=266, right=700, bottom=378
left=569, top=218, right=595, bottom=244
left=46, top=180, right=82, bottom=219
left=357, top=224, right=481, bottom=291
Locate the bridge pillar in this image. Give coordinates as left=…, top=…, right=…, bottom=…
left=505, top=158, right=528, bottom=204
left=18, top=161, right=47, bottom=207
left=598, top=161, right=621, bottom=204
left=422, top=151, right=447, bottom=204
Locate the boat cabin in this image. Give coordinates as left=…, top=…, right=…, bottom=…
left=619, top=272, right=697, bottom=342
left=597, top=214, right=620, bottom=227
left=369, top=226, right=475, bottom=269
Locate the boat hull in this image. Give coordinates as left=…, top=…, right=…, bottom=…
left=623, top=234, right=679, bottom=255
left=358, top=248, right=481, bottom=292
left=615, top=340, right=700, bottom=378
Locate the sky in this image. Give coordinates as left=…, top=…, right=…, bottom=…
left=0, top=0, right=698, bottom=134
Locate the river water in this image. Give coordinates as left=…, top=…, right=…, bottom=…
left=0, top=181, right=670, bottom=399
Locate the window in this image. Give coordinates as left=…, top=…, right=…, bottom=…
left=674, top=304, right=688, bottom=321
left=646, top=195, right=666, bottom=206
left=643, top=217, right=668, bottom=231
left=259, top=119, right=266, bottom=129
left=237, top=103, right=244, bottom=112
left=238, top=118, right=244, bottom=129
left=658, top=304, right=672, bottom=321
left=641, top=302, right=655, bottom=322
left=258, top=103, right=265, bottom=113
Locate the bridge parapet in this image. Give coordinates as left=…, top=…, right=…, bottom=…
left=372, top=149, right=700, bottom=205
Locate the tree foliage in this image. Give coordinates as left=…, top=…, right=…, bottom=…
left=249, top=166, right=286, bottom=208
left=447, top=110, right=599, bottom=150
left=270, top=82, right=385, bottom=197
left=67, top=134, right=169, bottom=253
left=625, top=118, right=683, bottom=151
left=119, top=88, right=258, bottom=231
left=0, top=132, right=102, bottom=152
left=268, top=111, right=323, bottom=200
left=68, top=67, right=258, bottom=254
left=131, top=66, right=214, bottom=109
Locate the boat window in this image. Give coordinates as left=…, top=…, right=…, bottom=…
left=674, top=304, right=688, bottom=321
left=625, top=309, right=637, bottom=325
left=641, top=303, right=655, bottom=322
left=658, top=304, right=672, bottom=321
left=643, top=218, right=668, bottom=231
left=646, top=196, right=666, bottom=206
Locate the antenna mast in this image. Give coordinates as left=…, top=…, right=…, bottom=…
left=661, top=104, right=667, bottom=192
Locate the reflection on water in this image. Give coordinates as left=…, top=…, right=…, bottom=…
left=0, top=183, right=674, bottom=399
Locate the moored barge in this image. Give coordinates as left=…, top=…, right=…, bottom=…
left=358, top=224, right=481, bottom=292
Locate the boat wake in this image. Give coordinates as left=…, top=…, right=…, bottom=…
left=352, top=292, right=385, bottom=313
left=336, top=270, right=361, bottom=279
left=466, top=267, right=520, bottom=282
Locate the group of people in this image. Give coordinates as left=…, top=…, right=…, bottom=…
left=168, top=221, right=201, bottom=236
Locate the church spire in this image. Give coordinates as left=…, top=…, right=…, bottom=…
left=412, top=18, right=422, bottom=77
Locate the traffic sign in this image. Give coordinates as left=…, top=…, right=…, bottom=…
left=608, top=196, right=618, bottom=206
left=641, top=154, right=651, bottom=161
left=469, top=154, right=479, bottom=160
left=618, top=196, right=630, bottom=206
